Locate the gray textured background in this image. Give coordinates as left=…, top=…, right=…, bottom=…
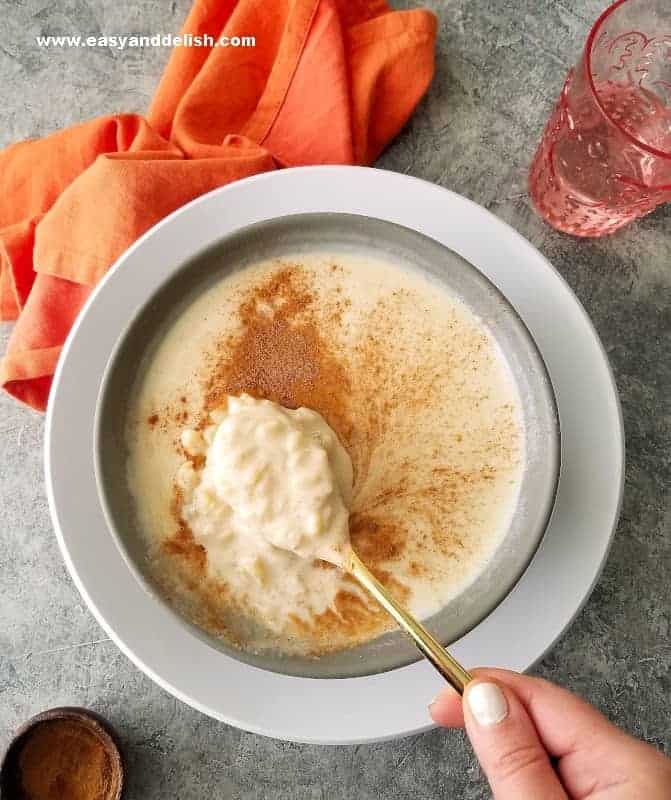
left=1, top=1, right=670, bottom=798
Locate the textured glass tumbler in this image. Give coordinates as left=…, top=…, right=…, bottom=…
left=529, top=0, right=671, bottom=237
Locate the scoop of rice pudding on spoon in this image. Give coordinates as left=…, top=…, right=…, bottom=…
left=178, top=394, right=352, bottom=570
left=178, top=393, right=472, bottom=692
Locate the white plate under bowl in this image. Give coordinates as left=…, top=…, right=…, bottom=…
left=45, top=167, right=624, bottom=745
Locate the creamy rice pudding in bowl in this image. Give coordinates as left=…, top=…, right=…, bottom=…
left=95, top=213, right=559, bottom=678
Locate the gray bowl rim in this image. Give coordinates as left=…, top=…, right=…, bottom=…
left=93, top=211, right=561, bottom=680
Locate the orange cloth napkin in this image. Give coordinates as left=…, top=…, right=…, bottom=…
left=0, top=0, right=436, bottom=411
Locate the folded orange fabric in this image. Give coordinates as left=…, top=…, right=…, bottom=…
left=0, top=0, right=436, bottom=410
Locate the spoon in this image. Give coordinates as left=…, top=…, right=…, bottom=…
left=346, top=549, right=473, bottom=694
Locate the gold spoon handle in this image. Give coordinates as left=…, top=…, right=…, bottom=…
left=348, top=550, right=473, bottom=694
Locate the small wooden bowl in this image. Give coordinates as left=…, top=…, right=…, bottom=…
left=0, top=707, right=124, bottom=799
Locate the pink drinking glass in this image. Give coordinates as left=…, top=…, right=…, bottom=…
left=529, top=0, right=671, bottom=237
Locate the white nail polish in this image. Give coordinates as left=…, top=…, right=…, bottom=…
left=467, top=682, right=508, bottom=727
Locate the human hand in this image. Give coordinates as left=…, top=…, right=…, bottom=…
left=430, top=668, right=671, bottom=799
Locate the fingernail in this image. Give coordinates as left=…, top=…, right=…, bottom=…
left=466, top=682, right=508, bottom=727
left=428, top=696, right=441, bottom=713
left=429, top=684, right=457, bottom=712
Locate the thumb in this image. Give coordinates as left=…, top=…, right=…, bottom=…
left=462, top=680, right=567, bottom=800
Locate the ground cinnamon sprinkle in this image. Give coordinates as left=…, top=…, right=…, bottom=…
left=16, top=720, right=113, bottom=800
left=163, top=487, right=206, bottom=572
left=204, top=267, right=354, bottom=442
left=290, top=569, right=411, bottom=651
left=148, top=259, right=522, bottom=655
left=350, top=514, right=406, bottom=563
left=163, top=521, right=207, bottom=572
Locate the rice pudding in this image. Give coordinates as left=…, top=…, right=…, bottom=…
left=125, top=254, right=524, bottom=656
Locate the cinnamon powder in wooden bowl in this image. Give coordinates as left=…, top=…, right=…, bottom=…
left=0, top=708, right=123, bottom=800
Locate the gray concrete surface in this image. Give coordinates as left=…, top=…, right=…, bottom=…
left=1, top=1, right=670, bottom=797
